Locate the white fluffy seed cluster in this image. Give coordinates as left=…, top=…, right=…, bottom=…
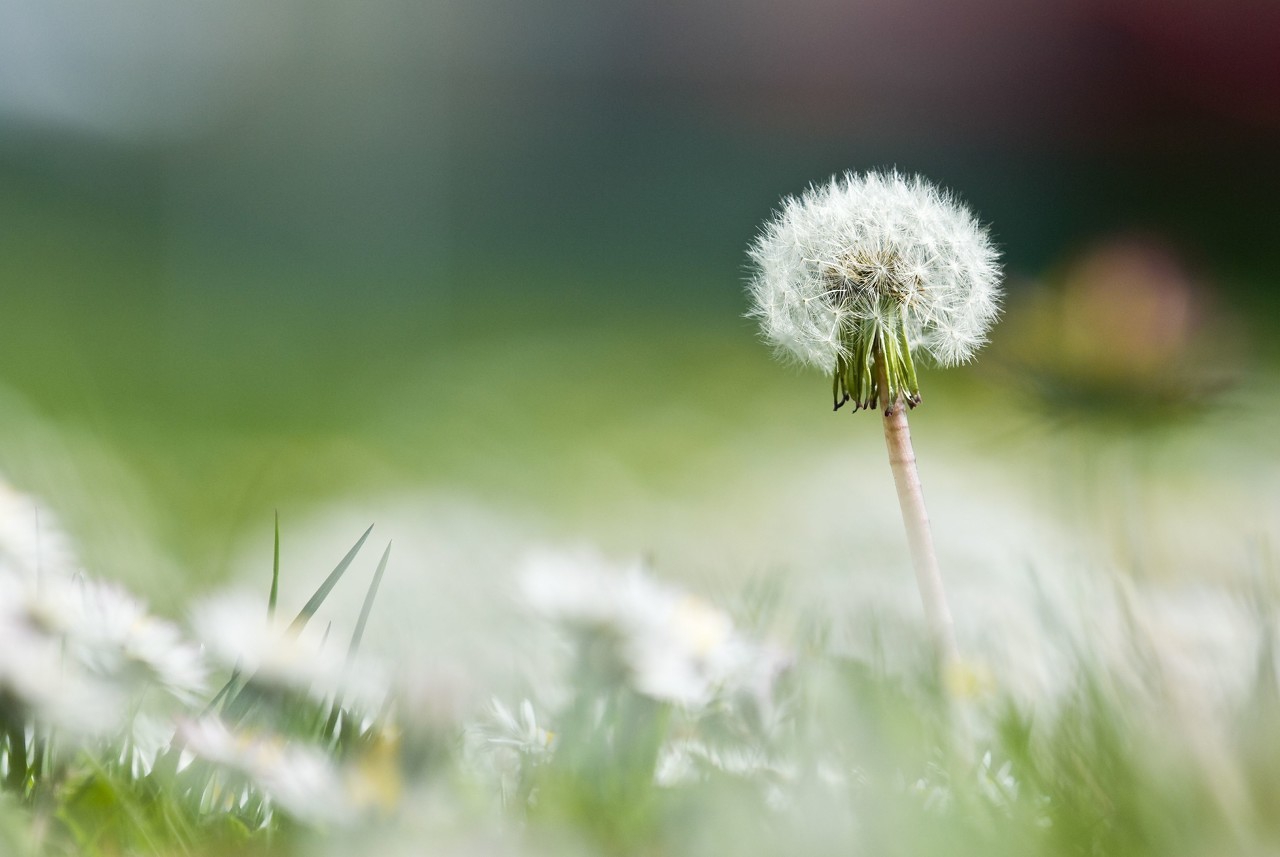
left=747, top=170, right=1001, bottom=371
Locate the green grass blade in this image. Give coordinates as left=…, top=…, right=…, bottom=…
left=349, top=541, right=391, bottom=659
left=225, top=525, right=374, bottom=727
left=202, top=667, right=240, bottom=717
left=324, top=541, right=393, bottom=741
left=268, top=511, right=281, bottom=620
left=288, top=524, right=373, bottom=633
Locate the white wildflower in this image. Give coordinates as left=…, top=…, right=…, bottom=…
left=464, top=698, right=554, bottom=805
left=976, top=750, right=1019, bottom=812
left=178, top=716, right=351, bottom=825
left=190, top=591, right=387, bottom=710
left=655, top=738, right=792, bottom=788
left=910, top=762, right=953, bottom=814
left=0, top=565, right=81, bottom=637
left=0, top=480, right=82, bottom=579
left=75, top=580, right=208, bottom=704
left=478, top=698, right=555, bottom=756
left=1, top=562, right=205, bottom=735
left=628, top=595, right=741, bottom=705
left=520, top=549, right=770, bottom=708
left=0, top=569, right=121, bottom=734
left=747, top=170, right=1001, bottom=409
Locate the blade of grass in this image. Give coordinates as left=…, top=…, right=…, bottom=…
left=224, top=526, right=374, bottom=725
left=288, top=524, right=373, bottom=633
left=349, top=541, right=391, bottom=659
left=268, top=511, right=281, bottom=620
left=324, top=541, right=393, bottom=740
left=205, top=513, right=285, bottom=724
left=209, top=667, right=241, bottom=715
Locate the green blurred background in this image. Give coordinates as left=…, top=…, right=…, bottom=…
left=1, top=0, right=1278, bottom=604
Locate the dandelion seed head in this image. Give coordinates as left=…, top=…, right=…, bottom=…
left=747, top=170, right=1001, bottom=406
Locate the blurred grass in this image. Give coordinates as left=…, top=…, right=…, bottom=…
left=0, top=186, right=791, bottom=596
left=2, top=167, right=1279, bottom=611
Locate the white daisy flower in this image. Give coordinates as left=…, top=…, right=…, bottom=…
left=747, top=170, right=1001, bottom=410
left=0, top=480, right=82, bottom=580
left=178, top=716, right=351, bottom=825
left=655, top=738, right=792, bottom=788
left=74, top=580, right=208, bottom=704
left=975, top=750, right=1019, bottom=812
left=0, top=568, right=121, bottom=734
left=463, top=697, right=554, bottom=806
left=478, top=698, right=555, bottom=756
left=520, top=549, right=772, bottom=708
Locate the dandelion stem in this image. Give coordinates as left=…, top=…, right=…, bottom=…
left=873, top=345, right=960, bottom=671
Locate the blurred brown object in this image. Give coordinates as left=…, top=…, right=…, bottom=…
left=999, top=234, right=1243, bottom=422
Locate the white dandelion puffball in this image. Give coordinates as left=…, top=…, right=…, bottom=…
left=747, top=170, right=1001, bottom=410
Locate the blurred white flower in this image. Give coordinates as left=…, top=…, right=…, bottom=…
left=0, top=568, right=121, bottom=734
left=463, top=697, right=554, bottom=806
left=75, top=580, right=207, bottom=704
left=655, top=738, right=791, bottom=788
left=190, top=591, right=387, bottom=710
left=975, top=750, right=1019, bottom=812
left=747, top=170, right=1001, bottom=408
left=178, top=716, right=351, bottom=826
left=0, top=480, right=82, bottom=579
left=910, top=762, right=954, bottom=814
left=520, top=549, right=774, bottom=708
left=479, top=698, right=555, bottom=756
left=0, top=537, right=210, bottom=744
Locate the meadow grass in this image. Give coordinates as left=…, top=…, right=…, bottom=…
left=1, top=283, right=1278, bottom=855
left=1, top=502, right=1279, bottom=857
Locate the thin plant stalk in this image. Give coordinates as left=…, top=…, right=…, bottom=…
left=873, top=344, right=960, bottom=670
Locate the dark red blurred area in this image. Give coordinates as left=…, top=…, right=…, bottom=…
left=543, top=0, right=1280, bottom=147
